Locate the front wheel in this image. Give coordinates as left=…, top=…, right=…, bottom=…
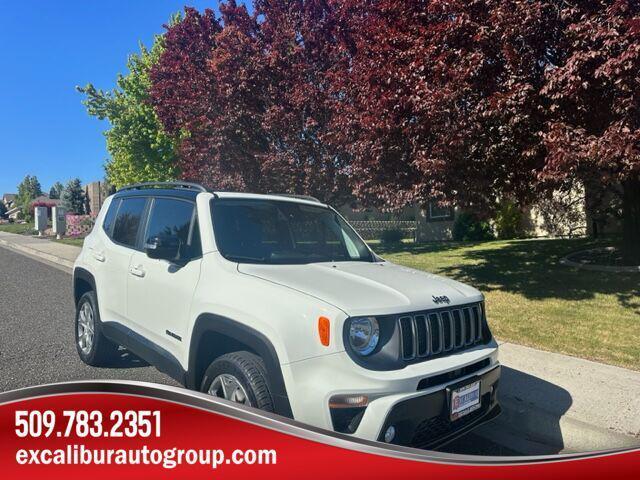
left=75, top=291, right=120, bottom=366
left=200, top=351, right=274, bottom=412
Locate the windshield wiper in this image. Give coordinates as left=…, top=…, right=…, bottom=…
left=226, top=254, right=267, bottom=263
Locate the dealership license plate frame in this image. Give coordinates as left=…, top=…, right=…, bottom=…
left=447, top=378, right=481, bottom=421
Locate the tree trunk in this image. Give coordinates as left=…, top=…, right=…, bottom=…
left=622, top=177, right=640, bottom=265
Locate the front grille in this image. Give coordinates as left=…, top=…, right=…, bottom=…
left=399, top=303, right=485, bottom=361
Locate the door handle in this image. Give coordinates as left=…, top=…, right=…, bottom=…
left=129, top=265, right=145, bottom=278
left=92, top=251, right=105, bottom=262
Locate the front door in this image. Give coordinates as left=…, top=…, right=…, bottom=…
left=126, top=197, right=202, bottom=365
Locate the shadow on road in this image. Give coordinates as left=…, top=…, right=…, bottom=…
left=440, top=366, right=572, bottom=456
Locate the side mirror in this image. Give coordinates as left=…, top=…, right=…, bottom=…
left=144, top=235, right=180, bottom=261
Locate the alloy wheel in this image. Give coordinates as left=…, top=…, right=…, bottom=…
left=208, top=374, right=252, bottom=406
left=77, top=301, right=95, bottom=355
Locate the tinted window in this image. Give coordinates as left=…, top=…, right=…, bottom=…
left=211, top=199, right=373, bottom=264
left=145, top=198, right=201, bottom=260
left=102, top=198, right=120, bottom=235
left=112, top=197, right=147, bottom=247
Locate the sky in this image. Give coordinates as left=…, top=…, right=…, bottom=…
left=0, top=0, right=221, bottom=196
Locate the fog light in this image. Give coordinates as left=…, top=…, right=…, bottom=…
left=384, top=425, right=396, bottom=443
left=329, top=394, right=369, bottom=408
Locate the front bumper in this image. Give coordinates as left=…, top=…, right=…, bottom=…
left=377, top=365, right=500, bottom=449
left=282, top=341, right=500, bottom=447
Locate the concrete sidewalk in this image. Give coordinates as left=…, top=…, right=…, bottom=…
left=474, top=342, right=640, bottom=453
left=0, top=231, right=79, bottom=271
left=1, top=231, right=639, bottom=453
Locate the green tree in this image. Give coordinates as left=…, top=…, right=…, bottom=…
left=49, top=182, right=64, bottom=199
left=61, top=178, right=86, bottom=214
left=17, top=175, right=43, bottom=221
left=77, top=25, right=179, bottom=189
left=0, top=200, right=7, bottom=218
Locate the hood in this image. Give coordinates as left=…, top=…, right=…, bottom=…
left=238, top=261, right=482, bottom=316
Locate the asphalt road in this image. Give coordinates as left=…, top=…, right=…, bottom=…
left=0, top=245, right=519, bottom=455
left=0, top=246, right=175, bottom=390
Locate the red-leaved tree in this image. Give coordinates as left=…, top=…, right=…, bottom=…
left=542, top=0, right=640, bottom=262
left=327, top=0, right=561, bottom=211
left=150, top=1, right=350, bottom=203
left=252, top=0, right=350, bottom=203
left=148, top=0, right=640, bottom=261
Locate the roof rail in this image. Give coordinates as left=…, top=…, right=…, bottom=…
left=117, top=181, right=208, bottom=193
left=275, top=193, right=322, bottom=203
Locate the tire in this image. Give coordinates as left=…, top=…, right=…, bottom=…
left=75, top=291, right=120, bottom=366
left=200, top=351, right=274, bottom=412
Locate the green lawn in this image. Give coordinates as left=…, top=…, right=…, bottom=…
left=375, top=237, right=640, bottom=370
left=0, top=222, right=35, bottom=235
left=54, top=237, right=85, bottom=247
left=0, top=222, right=85, bottom=247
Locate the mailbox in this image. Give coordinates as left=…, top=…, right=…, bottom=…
left=34, top=206, right=48, bottom=236
left=52, top=206, right=66, bottom=238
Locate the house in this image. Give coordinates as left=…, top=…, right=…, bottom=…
left=5, top=207, right=22, bottom=220
left=416, top=202, right=456, bottom=241
left=2, top=193, right=19, bottom=220
left=2, top=193, right=16, bottom=207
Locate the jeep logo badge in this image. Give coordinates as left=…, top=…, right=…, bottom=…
left=432, top=295, right=450, bottom=305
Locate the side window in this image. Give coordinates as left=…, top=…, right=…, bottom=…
left=112, top=197, right=147, bottom=247
left=145, top=198, right=201, bottom=260
left=102, top=198, right=120, bottom=236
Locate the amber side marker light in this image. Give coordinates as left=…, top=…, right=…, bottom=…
left=318, top=316, right=330, bottom=346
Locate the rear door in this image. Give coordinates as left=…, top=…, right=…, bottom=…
left=126, top=197, right=202, bottom=363
left=93, top=196, right=148, bottom=326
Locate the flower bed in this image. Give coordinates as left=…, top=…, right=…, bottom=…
left=65, top=214, right=96, bottom=237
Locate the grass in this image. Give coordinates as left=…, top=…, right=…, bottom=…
left=54, top=237, right=84, bottom=247
left=0, top=222, right=35, bottom=235
left=375, top=237, right=640, bottom=370
left=0, top=222, right=85, bottom=246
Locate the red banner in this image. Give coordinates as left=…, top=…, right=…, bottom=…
left=0, top=382, right=637, bottom=479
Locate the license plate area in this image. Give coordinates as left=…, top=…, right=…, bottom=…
left=448, top=379, right=481, bottom=421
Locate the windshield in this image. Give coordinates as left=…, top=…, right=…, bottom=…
left=211, top=198, right=374, bottom=264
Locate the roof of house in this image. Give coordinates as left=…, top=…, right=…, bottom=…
left=2, top=193, right=16, bottom=202
left=31, top=195, right=61, bottom=205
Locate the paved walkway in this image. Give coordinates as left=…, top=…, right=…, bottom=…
left=1, top=230, right=639, bottom=453
left=0, top=231, right=79, bottom=271
left=474, top=341, right=640, bottom=453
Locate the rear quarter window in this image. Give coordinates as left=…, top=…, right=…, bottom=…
left=102, top=198, right=120, bottom=236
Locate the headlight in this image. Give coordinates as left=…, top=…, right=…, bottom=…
left=348, top=317, right=380, bottom=355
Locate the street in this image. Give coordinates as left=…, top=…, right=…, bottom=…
left=0, top=245, right=519, bottom=455
left=0, top=246, right=174, bottom=390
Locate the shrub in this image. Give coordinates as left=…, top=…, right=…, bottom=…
left=452, top=212, right=494, bottom=241
left=380, top=228, right=404, bottom=245
left=494, top=200, right=526, bottom=239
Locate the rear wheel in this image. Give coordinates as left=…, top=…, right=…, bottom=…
left=75, top=291, right=120, bottom=366
left=200, top=351, right=274, bottom=412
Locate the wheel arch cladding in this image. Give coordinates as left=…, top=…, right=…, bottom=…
left=73, top=268, right=96, bottom=306
left=187, top=313, right=293, bottom=418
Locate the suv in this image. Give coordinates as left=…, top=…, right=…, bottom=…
left=73, top=182, right=500, bottom=449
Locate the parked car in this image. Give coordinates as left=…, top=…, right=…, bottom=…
left=72, top=182, right=500, bottom=449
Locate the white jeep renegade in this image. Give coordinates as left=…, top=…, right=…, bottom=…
left=73, top=182, right=500, bottom=449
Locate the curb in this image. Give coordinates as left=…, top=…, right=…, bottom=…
left=474, top=395, right=639, bottom=454
left=0, top=238, right=74, bottom=272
